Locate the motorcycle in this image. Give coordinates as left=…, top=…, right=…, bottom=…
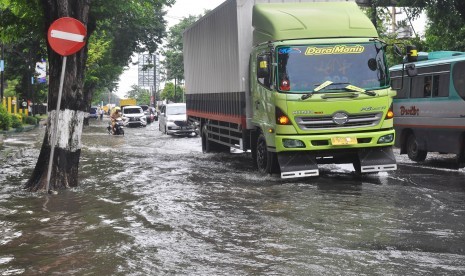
left=107, top=117, right=125, bottom=135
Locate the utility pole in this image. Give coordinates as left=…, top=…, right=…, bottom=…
left=153, top=54, right=157, bottom=108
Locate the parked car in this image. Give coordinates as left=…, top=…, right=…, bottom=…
left=158, top=103, right=196, bottom=136
left=139, top=104, right=154, bottom=124
left=89, top=106, right=98, bottom=119
left=122, top=105, right=147, bottom=127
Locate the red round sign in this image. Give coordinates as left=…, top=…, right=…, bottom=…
left=47, top=17, right=87, bottom=56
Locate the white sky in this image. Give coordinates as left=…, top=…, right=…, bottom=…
left=114, top=0, right=426, bottom=98
left=114, top=0, right=226, bottom=98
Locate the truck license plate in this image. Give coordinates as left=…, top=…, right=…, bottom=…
left=331, top=136, right=357, bottom=145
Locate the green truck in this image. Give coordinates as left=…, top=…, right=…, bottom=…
left=184, top=0, right=397, bottom=178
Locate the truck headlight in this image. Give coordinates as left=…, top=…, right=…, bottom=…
left=378, top=134, right=394, bottom=144
left=283, top=139, right=306, bottom=148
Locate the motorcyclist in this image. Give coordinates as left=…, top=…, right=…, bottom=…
left=110, top=107, right=122, bottom=133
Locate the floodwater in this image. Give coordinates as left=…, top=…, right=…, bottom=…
left=1, top=118, right=465, bottom=275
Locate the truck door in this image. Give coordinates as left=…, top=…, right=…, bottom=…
left=252, top=51, right=275, bottom=128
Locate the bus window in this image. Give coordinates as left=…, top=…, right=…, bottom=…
left=411, top=76, right=426, bottom=98
left=424, top=76, right=432, bottom=97
left=393, top=77, right=409, bottom=99
left=432, top=74, right=450, bottom=97
left=452, top=61, right=465, bottom=100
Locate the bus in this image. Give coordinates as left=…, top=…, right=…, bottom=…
left=390, top=51, right=465, bottom=167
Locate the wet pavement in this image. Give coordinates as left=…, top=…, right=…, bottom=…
left=1, top=118, right=465, bottom=275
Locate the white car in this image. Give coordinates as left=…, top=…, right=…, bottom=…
left=158, top=103, right=196, bottom=136
left=122, top=105, right=147, bottom=127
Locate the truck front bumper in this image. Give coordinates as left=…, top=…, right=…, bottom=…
left=273, top=129, right=395, bottom=152
left=272, top=129, right=396, bottom=178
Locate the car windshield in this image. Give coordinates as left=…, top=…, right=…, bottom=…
left=167, top=105, right=186, bottom=115
left=276, top=42, right=389, bottom=92
left=124, top=108, right=142, bottom=114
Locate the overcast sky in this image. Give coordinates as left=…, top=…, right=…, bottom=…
left=114, top=0, right=225, bottom=98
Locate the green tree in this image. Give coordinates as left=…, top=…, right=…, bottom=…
left=0, top=0, right=47, bottom=104
left=392, top=0, right=465, bottom=51
left=162, top=15, right=201, bottom=83
left=0, top=0, right=176, bottom=192
left=160, top=82, right=184, bottom=103
left=125, top=85, right=151, bottom=105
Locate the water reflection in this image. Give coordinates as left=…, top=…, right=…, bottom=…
left=0, top=120, right=465, bottom=275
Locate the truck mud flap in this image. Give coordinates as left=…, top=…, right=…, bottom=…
left=358, top=147, right=397, bottom=173
left=277, top=152, right=319, bottom=179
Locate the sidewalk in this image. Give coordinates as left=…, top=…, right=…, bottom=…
left=0, top=123, right=42, bottom=146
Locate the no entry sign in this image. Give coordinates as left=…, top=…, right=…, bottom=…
left=47, top=17, right=86, bottom=56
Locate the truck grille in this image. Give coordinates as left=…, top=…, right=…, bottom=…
left=295, top=112, right=382, bottom=130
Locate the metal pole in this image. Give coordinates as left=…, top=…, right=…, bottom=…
left=1, top=43, right=4, bottom=100
left=153, top=55, right=156, bottom=107
left=46, top=56, right=67, bottom=193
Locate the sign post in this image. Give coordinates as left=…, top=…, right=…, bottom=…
left=46, top=17, right=86, bottom=193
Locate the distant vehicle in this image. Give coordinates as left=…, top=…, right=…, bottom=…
left=390, top=51, right=465, bottom=167
left=119, top=98, right=137, bottom=110
left=159, top=103, right=196, bottom=136
left=139, top=104, right=154, bottom=124
left=89, top=106, right=98, bottom=119
left=122, top=105, right=147, bottom=127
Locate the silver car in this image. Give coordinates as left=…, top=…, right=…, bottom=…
left=158, top=103, right=196, bottom=136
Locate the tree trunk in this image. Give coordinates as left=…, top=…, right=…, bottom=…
left=24, top=0, right=90, bottom=192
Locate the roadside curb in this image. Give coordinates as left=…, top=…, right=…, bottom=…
left=0, top=124, right=40, bottom=135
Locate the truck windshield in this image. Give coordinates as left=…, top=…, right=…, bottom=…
left=276, top=42, right=389, bottom=92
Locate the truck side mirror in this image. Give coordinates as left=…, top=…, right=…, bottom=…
left=257, top=55, right=270, bottom=78
left=405, top=63, right=417, bottom=77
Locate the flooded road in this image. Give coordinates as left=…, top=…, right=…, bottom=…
left=1, top=118, right=465, bottom=275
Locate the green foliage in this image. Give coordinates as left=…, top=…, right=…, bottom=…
left=0, top=0, right=47, bottom=103
left=10, top=113, right=22, bottom=129
left=160, top=82, right=184, bottom=103
left=23, top=115, right=38, bottom=125
left=125, top=85, right=151, bottom=105
left=1, top=0, right=175, bottom=111
left=0, top=104, right=11, bottom=130
left=423, top=1, right=465, bottom=51
left=162, top=15, right=202, bottom=82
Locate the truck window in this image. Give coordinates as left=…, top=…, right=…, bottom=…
left=257, top=54, right=271, bottom=89
left=276, top=42, right=389, bottom=92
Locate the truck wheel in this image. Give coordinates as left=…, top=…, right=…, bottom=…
left=407, top=133, right=427, bottom=162
left=256, top=133, right=279, bottom=174
left=201, top=125, right=229, bottom=153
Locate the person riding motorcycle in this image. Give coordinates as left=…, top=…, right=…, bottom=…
left=110, top=107, right=122, bottom=133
